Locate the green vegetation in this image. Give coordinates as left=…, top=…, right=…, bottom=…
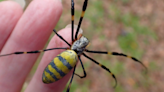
left=109, top=4, right=157, bottom=58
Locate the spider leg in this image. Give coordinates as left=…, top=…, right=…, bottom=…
left=75, top=0, right=88, bottom=40
left=85, top=49, right=147, bottom=73
left=71, top=0, right=75, bottom=42
left=66, top=64, right=77, bottom=92
left=75, top=56, right=87, bottom=78
left=0, top=47, right=68, bottom=57
left=83, top=53, right=117, bottom=88
left=53, top=29, right=71, bottom=47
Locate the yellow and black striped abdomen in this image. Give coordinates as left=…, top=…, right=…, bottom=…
left=42, top=50, right=78, bottom=84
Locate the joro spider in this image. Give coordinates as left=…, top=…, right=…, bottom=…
left=0, top=0, right=147, bottom=92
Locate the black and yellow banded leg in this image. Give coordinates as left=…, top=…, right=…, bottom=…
left=0, top=47, right=68, bottom=57
left=66, top=64, right=77, bottom=92
left=71, top=0, right=74, bottom=42
left=75, top=0, right=88, bottom=40
left=53, top=29, right=71, bottom=47
left=85, top=49, right=147, bottom=73
left=75, top=56, right=87, bottom=78
left=83, top=53, right=117, bottom=88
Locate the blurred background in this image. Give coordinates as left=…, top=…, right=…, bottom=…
left=2, top=0, right=164, bottom=92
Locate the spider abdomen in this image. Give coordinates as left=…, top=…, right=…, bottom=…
left=42, top=50, right=78, bottom=83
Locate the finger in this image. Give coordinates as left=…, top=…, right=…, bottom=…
left=0, top=0, right=62, bottom=92
left=0, top=1, right=23, bottom=51
left=26, top=28, right=73, bottom=92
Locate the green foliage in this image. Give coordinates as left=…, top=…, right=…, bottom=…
left=114, top=0, right=131, bottom=4
left=115, top=84, right=126, bottom=92
left=112, top=61, right=125, bottom=75
left=149, top=61, right=160, bottom=71
left=85, top=0, right=104, bottom=32
left=63, top=78, right=91, bottom=92
left=109, top=4, right=157, bottom=58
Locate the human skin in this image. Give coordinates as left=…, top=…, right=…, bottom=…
left=0, top=0, right=73, bottom=92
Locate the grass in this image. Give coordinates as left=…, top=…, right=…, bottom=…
left=109, top=4, right=157, bottom=57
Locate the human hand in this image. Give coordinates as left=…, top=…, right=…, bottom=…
left=0, top=0, right=73, bottom=92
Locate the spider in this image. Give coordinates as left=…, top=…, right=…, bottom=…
left=0, top=0, right=147, bottom=92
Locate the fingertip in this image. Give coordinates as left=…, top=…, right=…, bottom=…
left=0, top=1, right=23, bottom=51
left=0, top=1, right=23, bottom=10
left=25, top=0, right=63, bottom=24
left=7, top=0, right=63, bottom=51
left=0, top=1, right=23, bottom=19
